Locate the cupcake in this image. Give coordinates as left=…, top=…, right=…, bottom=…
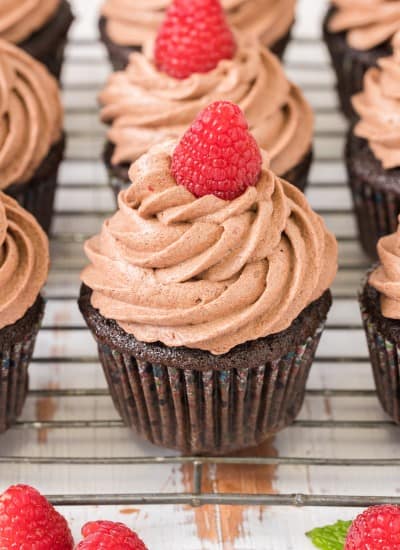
left=0, top=193, right=49, bottom=433
left=360, top=221, right=400, bottom=424
left=346, top=32, right=400, bottom=260
left=100, top=0, right=314, bottom=200
left=0, top=0, right=74, bottom=79
left=0, top=40, right=65, bottom=234
left=323, top=0, right=400, bottom=119
left=79, top=101, right=337, bottom=455
left=99, top=0, right=296, bottom=71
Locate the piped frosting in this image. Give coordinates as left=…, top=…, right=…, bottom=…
left=81, top=140, right=337, bottom=355
left=328, top=0, right=400, bottom=50
left=0, top=39, right=63, bottom=190
left=101, top=0, right=295, bottom=50
left=0, top=0, right=59, bottom=44
left=352, top=32, right=400, bottom=169
left=0, top=193, right=49, bottom=330
left=99, top=38, right=313, bottom=177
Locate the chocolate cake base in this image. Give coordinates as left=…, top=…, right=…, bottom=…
left=5, top=133, right=66, bottom=234
left=0, top=296, right=44, bottom=433
left=360, top=281, right=400, bottom=424
left=323, top=7, right=392, bottom=120
left=99, top=16, right=292, bottom=72
left=346, top=130, right=400, bottom=261
left=103, top=141, right=313, bottom=202
left=18, top=0, right=74, bottom=80
left=79, top=284, right=331, bottom=455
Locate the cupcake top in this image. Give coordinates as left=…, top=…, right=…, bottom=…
left=352, top=32, right=400, bottom=169
left=82, top=102, right=336, bottom=355
left=328, top=0, right=400, bottom=50
left=0, top=0, right=60, bottom=44
left=0, top=193, right=49, bottom=330
left=369, top=220, right=400, bottom=319
left=0, top=39, right=63, bottom=190
left=100, top=37, right=313, bottom=177
left=101, top=0, right=295, bottom=50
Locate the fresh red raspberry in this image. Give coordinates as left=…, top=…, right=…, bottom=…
left=154, top=0, right=237, bottom=79
left=345, top=505, right=400, bottom=549
left=76, top=521, right=148, bottom=550
left=0, top=484, right=74, bottom=549
left=172, top=101, right=262, bottom=200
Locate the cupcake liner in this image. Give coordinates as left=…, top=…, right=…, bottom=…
left=104, top=143, right=314, bottom=203
left=346, top=133, right=400, bottom=261
left=0, top=297, right=44, bottom=433
left=360, top=299, right=400, bottom=424
left=18, top=0, right=74, bottom=80
left=5, top=134, right=66, bottom=234
left=99, top=17, right=292, bottom=72
left=80, top=283, right=330, bottom=454
left=95, top=323, right=323, bottom=455
left=323, top=8, right=391, bottom=120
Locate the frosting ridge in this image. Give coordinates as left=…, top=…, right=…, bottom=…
left=352, top=32, right=400, bottom=169
left=100, top=38, right=313, bottom=176
left=369, top=219, right=400, bottom=319
left=101, top=0, right=295, bottom=50
left=0, top=39, right=63, bottom=190
left=81, top=141, right=337, bottom=355
left=0, top=0, right=60, bottom=44
left=0, top=193, right=49, bottom=330
left=328, top=0, right=400, bottom=50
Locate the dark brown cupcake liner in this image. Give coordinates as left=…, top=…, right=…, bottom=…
left=104, top=141, right=313, bottom=202
left=360, top=283, right=400, bottom=424
left=323, top=7, right=392, bottom=120
left=18, top=0, right=74, bottom=80
left=5, top=133, right=66, bottom=234
left=79, top=285, right=331, bottom=455
left=0, top=296, right=45, bottom=433
left=99, top=16, right=292, bottom=72
left=346, top=131, right=400, bottom=261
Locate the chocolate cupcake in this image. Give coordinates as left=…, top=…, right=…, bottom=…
left=360, top=223, right=400, bottom=424
left=80, top=102, right=337, bottom=455
left=346, top=33, right=400, bottom=260
left=323, top=0, right=400, bottom=119
left=0, top=193, right=49, bottom=433
left=0, top=40, right=65, bottom=234
left=0, top=0, right=73, bottom=80
left=99, top=0, right=296, bottom=71
left=99, top=9, right=314, bottom=201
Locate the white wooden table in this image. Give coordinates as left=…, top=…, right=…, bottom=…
left=2, top=0, right=399, bottom=548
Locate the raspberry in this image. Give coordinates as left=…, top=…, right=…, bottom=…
left=154, top=0, right=237, bottom=79
left=172, top=101, right=262, bottom=200
left=345, top=505, right=400, bottom=549
left=0, top=484, right=74, bottom=549
left=76, top=521, right=148, bottom=550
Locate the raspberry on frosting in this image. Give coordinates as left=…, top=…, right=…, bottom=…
left=154, top=0, right=237, bottom=79
left=172, top=101, right=262, bottom=200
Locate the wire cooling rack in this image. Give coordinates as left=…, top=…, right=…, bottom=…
left=2, top=3, right=400, bottom=531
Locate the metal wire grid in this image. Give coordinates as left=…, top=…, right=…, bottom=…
left=6, top=34, right=397, bottom=509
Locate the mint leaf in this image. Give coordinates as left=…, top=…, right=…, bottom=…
left=306, top=520, right=352, bottom=550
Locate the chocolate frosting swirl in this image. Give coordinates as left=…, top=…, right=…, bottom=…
left=352, top=33, right=400, bottom=169
left=0, top=0, right=60, bottom=44
left=0, top=39, right=63, bottom=190
left=100, top=38, right=313, bottom=176
left=81, top=141, right=337, bottom=355
left=369, top=220, right=400, bottom=319
left=0, top=192, right=49, bottom=330
left=101, top=0, right=295, bottom=50
left=328, top=0, right=400, bottom=50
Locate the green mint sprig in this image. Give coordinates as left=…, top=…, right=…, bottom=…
left=306, top=520, right=352, bottom=550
